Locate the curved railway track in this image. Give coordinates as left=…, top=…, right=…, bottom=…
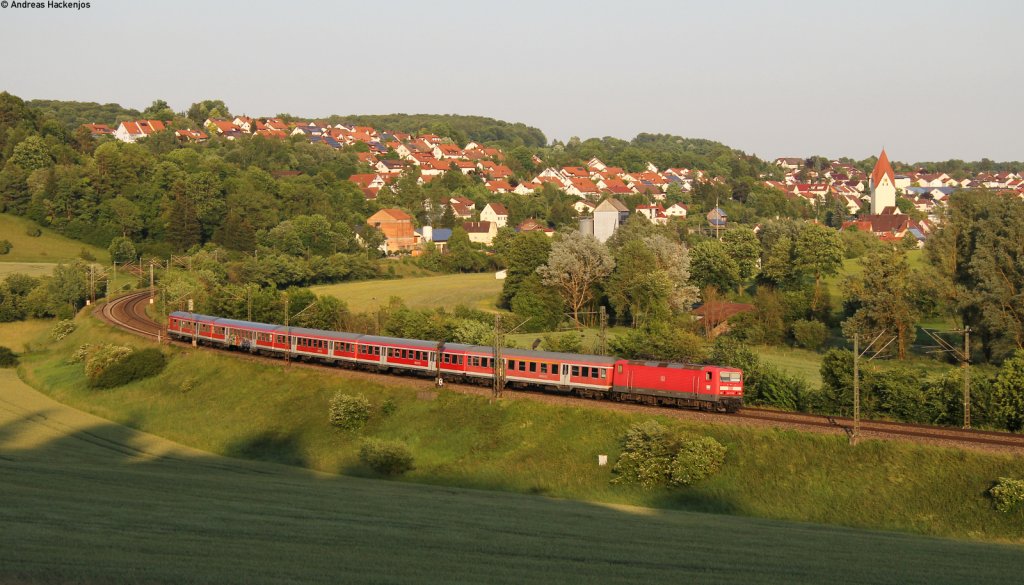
left=96, top=292, right=1024, bottom=452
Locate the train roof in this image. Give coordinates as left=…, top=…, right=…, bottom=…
left=358, top=334, right=438, bottom=349
left=213, top=317, right=281, bottom=332
left=505, top=347, right=618, bottom=364
left=170, top=311, right=219, bottom=322
left=623, top=360, right=733, bottom=370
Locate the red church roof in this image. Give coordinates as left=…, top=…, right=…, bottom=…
left=871, top=149, right=895, bottom=187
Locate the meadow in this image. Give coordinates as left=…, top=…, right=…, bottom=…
left=4, top=368, right=1023, bottom=584
left=17, top=312, right=1024, bottom=544
left=0, top=213, right=109, bottom=263
left=311, top=271, right=504, bottom=312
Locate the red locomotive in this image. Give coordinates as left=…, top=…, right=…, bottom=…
left=167, top=312, right=743, bottom=412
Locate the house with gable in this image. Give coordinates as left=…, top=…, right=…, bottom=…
left=367, top=208, right=418, bottom=254
left=480, top=202, right=509, bottom=227
left=635, top=203, right=668, bottom=226
left=114, top=120, right=167, bottom=143
left=587, top=198, right=630, bottom=243
left=665, top=203, right=688, bottom=219
left=464, top=221, right=498, bottom=246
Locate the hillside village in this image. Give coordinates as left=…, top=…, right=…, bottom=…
left=82, top=116, right=1024, bottom=256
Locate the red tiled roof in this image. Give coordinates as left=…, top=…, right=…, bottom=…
left=871, top=148, right=895, bottom=186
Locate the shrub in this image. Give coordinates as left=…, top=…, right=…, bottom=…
left=611, top=421, right=679, bottom=487
left=542, top=332, right=583, bottom=353
left=50, top=319, right=77, bottom=341
left=69, top=344, right=91, bottom=364
left=26, top=226, right=42, bottom=237
left=669, top=436, right=727, bottom=487
left=991, top=477, right=1024, bottom=513
left=329, top=392, right=371, bottom=430
left=84, top=344, right=133, bottom=381
left=0, top=240, right=11, bottom=255
left=79, top=248, right=96, bottom=262
left=359, top=439, right=415, bottom=475
left=88, top=348, right=167, bottom=389
left=0, top=346, right=18, bottom=368
left=612, top=421, right=728, bottom=488
left=380, top=398, right=397, bottom=417
left=792, top=319, right=828, bottom=350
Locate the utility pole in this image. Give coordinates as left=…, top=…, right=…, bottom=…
left=598, top=305, right=607, bottom=356
left=963, top=326, right=971, bottom=429
left=189, top=298, right=197, bottom=348
left=284, top=293, right=290, bottom=366
left=492, top=314, right=504, bottom=400
left=853, top=333, right=859, bottom=444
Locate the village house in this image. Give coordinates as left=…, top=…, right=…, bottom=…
left=480, top=202, right=509, bottom=227
left=463, top=221, right=498, bottom=246
left=82, top=123, right=114, bottom=138
left=114, top=120, right=167, bottom=143
left=665, top=202, right=688, bottom=219
left=367, top=208, right=418, bottom=254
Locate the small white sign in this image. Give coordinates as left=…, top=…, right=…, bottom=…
left=598, top=454, right=608, bottom=466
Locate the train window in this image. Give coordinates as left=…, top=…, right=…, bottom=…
left=529, top=362, right=536, bottom=373
left=571, top=366, right=579, bottom=377
left=443, top=354, right=450, bottom=364
left=617, top=365, right=622, bottom=374
left=457, top=356, right=463, bottom=365
left=508, top=360, right=515, bottom=371
left=706, top=371, right=713, bottom=381
left=540, top=363, right=548, bottom=374
left=375, top=347, right=381, bottom=356
left=591, top=369, right=599, bottom=379
left=600, top=369, right=607, bottom=379
left=562, top=364, right=569, bottom=375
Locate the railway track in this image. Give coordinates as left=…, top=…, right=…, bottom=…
left=95, top=292, right=1024, bottom=452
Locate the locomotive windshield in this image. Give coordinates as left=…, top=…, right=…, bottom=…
left=720, top=371, right=742, bottom=383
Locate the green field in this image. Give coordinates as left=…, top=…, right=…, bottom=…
left=17, top=313, right=1024, bottom=544
left=0, top=319, right=53, bottom=353
left=0, top=213, right=109, bottom=263
left=4, top=368, right=1023, bottom=584
left=312, top=272, right=504, bottom=312
left=755, top=345, right=824, bottom=388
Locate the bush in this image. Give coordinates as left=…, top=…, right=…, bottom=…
left=380, top=398, right=397, bottom=417
left=792, top=319, right=828, bottom=350
left=0, top=240, right=11, bottom=255
left=84, top=344, right=133, bottom=381
left=329, top=392, right=371, bottom=430
left=88, top=348, right=167, bottom=389
left=0, top=346, right=18, bottom=368
left=69, top=344, right=91, bottom=364
left=669, top=436, right=727, bottom=487
left=359, top=439, right=415, bottom=475
left=26, top=226, right=42, bottom=237
left=542, top=332, right=583, bottom=353
left=612, top=421, right=728, bottom=489
left=612, top=421, right=677, bottom=487
left=79, top=248, right=96, bottom=261
left=990, top=477, right=1024, bottom=513
left=50, top=319, right=77, bottom=341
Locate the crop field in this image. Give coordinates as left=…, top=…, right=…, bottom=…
left=312, top=272, right=504, bottom=312
left=0, top=213, right=109, bottom=263
left=3, top=367, right=1024, bottom=585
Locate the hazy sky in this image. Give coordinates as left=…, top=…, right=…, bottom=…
left=1, top=0, right=1021, bottom=162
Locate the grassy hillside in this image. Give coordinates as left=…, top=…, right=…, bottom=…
left=4, top=369, right=1023, bottom=584
left=0, top=319, right=53, bottom=353
left=0, top=213, right=109, bottom=263
left=312, top=272, right=504, bottom=312
left=18, top=312, right=1024, bottom=543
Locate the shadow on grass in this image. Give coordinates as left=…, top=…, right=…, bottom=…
left=224, top=429, right=309, bottom=467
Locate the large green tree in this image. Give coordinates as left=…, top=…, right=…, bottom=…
left=537, top=231, right=614, bottom=327
left=842, top=246, right=920, bottom=359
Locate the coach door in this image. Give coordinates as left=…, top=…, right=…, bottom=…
left=560, top=363, right=570, bottom=387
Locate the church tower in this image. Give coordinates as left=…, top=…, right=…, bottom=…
left=869, top=148, right=896, bottom=214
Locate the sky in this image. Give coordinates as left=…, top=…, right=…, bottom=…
left=1, top=0, right=1021, bottom=163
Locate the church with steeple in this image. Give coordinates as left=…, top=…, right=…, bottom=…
left=869, top=148, right=897, bottom=214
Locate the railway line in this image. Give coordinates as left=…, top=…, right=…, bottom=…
left=95, top=291, right=1024, bottom=453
